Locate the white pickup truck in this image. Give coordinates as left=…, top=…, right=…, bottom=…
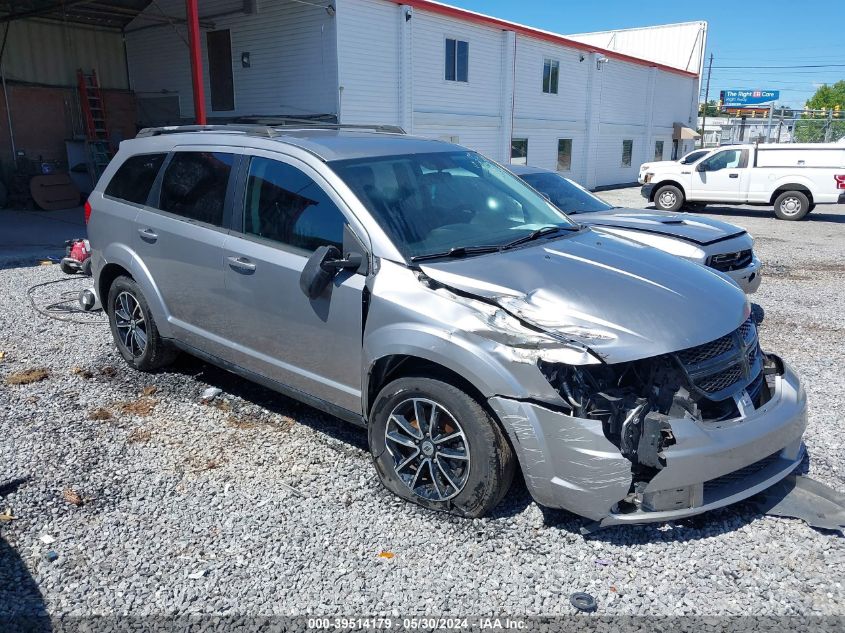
left=640, top=143, right=845, bottom=220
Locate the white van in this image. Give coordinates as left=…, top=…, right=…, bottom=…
left=640, top=143, right=845, bottom=220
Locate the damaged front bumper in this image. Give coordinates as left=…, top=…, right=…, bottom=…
left=488, top=360, right=807, bottom=525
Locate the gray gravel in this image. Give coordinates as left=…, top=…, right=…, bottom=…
left=1, top=196, right=844, bottom=618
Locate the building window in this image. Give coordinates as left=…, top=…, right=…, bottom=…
left=445, top=38, right=469, bottom=82
left=557, top=139, right=572, bottom=171
left=654, top=140, right=664, bottom=161
left=621, top=140, right=633, bottom=167
left=542, top=59, right=559, bottom=94
left=511, top=138, right=528, bottom=165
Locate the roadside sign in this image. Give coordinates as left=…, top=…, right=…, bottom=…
left=720, top=90, right=779, bottom=107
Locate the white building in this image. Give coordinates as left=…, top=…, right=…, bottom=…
left=124, top=0, right=705, bottom=188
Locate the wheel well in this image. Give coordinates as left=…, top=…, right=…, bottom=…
left=650, top=180, right=686, bottom=202
left=770, top=185, right=813, bottom=206
left=366, top=355, right=489, bottom=420
left=97, top=263, right=132, bottom=306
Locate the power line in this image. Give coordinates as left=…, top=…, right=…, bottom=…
left=712, top=63, right=845, bottom=69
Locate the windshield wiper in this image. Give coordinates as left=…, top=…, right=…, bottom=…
left=410, top=245, right=502, bottom=262
left=501, top=225, right=579, bottom=250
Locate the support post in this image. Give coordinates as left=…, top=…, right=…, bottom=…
left=186, top=0, right=206, bottom=125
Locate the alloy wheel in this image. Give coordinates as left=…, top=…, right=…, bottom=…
left=113, top=291, right=147, bottom=357
left=384, top=398, right=471, bottom=501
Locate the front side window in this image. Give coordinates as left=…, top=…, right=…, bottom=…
left=654, top=140, right=664, bottom=162
left=700, top=149, right=747, bottom=171
left=521, top=172, right=613, bottom=215
left=104, top=153, right=167, bottom=205
left=243, top=157, right=345, bottom=251
left=330, top=151, right=576, bottom=260
left=542, top=59, right=559, bottom=94
left=158, top=151, right=234, bottom=226
left=445, top=38, right=469, bottom=82
left=511, top=138, right=528, bottom=165
left=622, top=140, right=633, bottom=167
left=557, top=139, right=572, bottom=171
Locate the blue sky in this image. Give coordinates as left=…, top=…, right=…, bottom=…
left=443, top=0, right=845, bottom=108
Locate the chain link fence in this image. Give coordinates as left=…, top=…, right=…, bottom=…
left=701, top=109, right=845, bottom=146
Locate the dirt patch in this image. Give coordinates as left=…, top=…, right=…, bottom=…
left=127, top=428, right=152, bottom=444
left=62, top=487, right=84, bottom=507
left=6, top=367, right=49, bottom=385
left=72, top=366, right=94, bottom=379
left=141, top=385, right=158, bottom=397
left=89, top=407, right=114, bottom=421
left=100, top=365, right=118, bottom=378
left=227, top=412, right=293, bottom=432
left=118, top=397, right=157, bottom=417
left=210, top=399, right=232, bottom=413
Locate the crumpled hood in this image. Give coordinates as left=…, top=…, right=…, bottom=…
left=419, top=229, right=749, bottom=364
left=577, top=209, right=746, bottom=246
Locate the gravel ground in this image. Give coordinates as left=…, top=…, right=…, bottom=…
left=1, top=196, right=844, bottom=620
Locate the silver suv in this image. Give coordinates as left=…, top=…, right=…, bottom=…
left=88, top=125, right=807, bottom=526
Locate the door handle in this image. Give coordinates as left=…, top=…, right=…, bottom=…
left=138, top=228, right=158, bottom=242
left=227, top=256, right=256, bottom=273
left=729, top=173, right=739, bottom=178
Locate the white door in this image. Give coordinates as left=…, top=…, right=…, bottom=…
left=688, top=149, right=748, bottom=202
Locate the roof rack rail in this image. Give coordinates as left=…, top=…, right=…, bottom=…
left=136, top=121, right=407, bottom=138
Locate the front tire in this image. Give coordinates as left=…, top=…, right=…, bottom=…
left=106, top=276, right=177, bottom=371
left=774, top=191, right=810, bottom=221
left=369, top=377, right=515, bottom=518
left=654, top=185, right=685, bottom=212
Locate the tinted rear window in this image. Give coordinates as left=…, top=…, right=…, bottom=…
left=104, top=153, right=166, bottom=205
left=158, top=152, right=235, bottom=227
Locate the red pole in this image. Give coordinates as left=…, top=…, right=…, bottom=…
left=186, top=0, right=206, bottom=124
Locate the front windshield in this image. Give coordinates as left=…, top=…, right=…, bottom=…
left=519, top=172, right=614, bottom=215
left=330, top=151, right=577, bottom=259
left=680, top=150, right=709, bottom=164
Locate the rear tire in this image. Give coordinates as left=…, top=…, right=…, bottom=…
left=773, top=191, right=810, bottom=221
left=369, top=377, right=515, bottom=518
left=654, top=185, right=685, bottom=212
left=106, top=276, right=177, bottom=371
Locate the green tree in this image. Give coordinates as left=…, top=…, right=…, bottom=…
left=698, top=100, right=721, bottom=117
left=793, top=81, right=845, bottom=142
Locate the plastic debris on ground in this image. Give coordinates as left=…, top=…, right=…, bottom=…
left=754, top=475, right=845, bottom=536
left=569, top=592, right=597, bottom=613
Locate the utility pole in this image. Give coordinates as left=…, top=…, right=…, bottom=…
left=700, top=53, right=713, bottom=149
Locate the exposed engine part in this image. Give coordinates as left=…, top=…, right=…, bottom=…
left=751, top=302, right=765, bottom=326
left=539, top=317, right=775, bottom=486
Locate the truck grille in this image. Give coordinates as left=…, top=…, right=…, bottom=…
left=707, top=249, right=753, bottom=272
left=674, top=317, right=762, bottom=402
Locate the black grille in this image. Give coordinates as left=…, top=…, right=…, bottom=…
left=708, top=249, right=753, bottom=272
left=677, top=333, right=734, bottom=365
left=704, top=452, right=781, bottom=495
left=674, top=317, right=761, bottom=401
left=697, top=363, right=743, bottom=394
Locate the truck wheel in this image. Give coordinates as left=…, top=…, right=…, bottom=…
left=774, top=191, right=810, bottom=221
left=654, top=185, right=684, bottom=212
left=369, top=376, right=515, bottom=518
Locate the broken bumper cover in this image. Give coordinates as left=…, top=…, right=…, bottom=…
left=723, top=253, right=763, bottom=294
left=488, top=360, right=807, bottom=525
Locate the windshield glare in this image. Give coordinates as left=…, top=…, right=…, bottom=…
left=330, top=151, right=576, bottom=259
left=519, top=172, right=614, bottom=215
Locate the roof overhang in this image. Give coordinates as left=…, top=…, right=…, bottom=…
left=0, top=1, right=152, bottom=30
left=674, top=123, right=701, bottom=140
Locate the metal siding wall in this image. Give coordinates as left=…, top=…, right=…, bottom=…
left=125, top=0, right=338, bottom=119
left=1, top=19, right=128, bottom=89
left=336, top=0, right=400, bottom=125
left=568, top=22, right=706, bottom=74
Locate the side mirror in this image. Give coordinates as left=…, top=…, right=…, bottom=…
left=299, top=245, right=363, bottom=300
left=696, top=163, right=708, bottom=172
